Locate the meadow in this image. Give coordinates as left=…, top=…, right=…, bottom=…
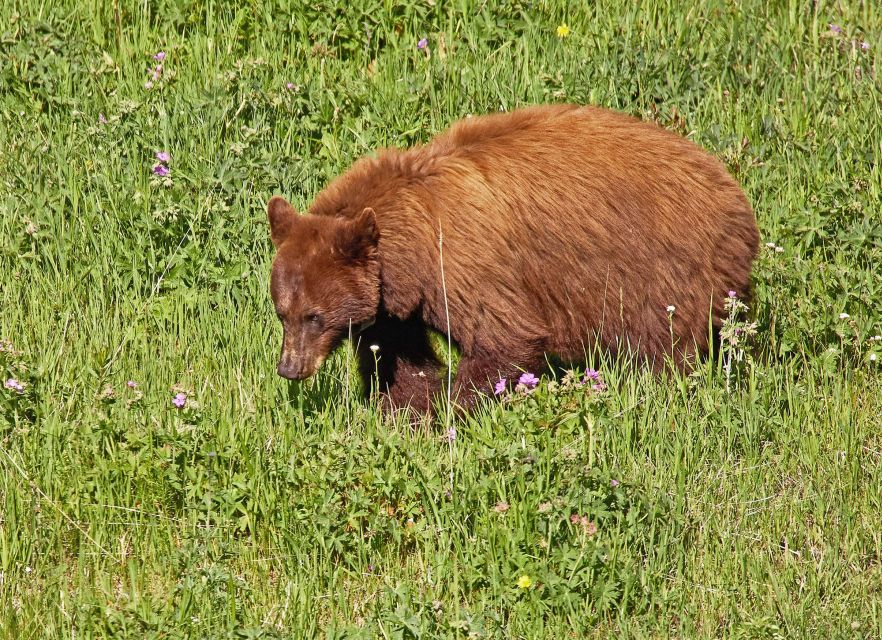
left=1, top=0, right=882, bottom=637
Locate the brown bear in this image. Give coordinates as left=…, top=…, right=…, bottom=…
left=268, top=104, right=759, bottom=411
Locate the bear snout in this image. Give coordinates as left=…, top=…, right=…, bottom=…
left=277, top=354, right=325, bottom=380
left=276, top=360, right=306, bottom=380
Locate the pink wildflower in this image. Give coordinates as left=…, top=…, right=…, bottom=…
left=518, top=372, right=539, bottom=389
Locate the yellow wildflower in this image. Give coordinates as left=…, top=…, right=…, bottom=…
left=556, top=24, right=570, bottom=39
left=517, top=575, right=533, bottom=589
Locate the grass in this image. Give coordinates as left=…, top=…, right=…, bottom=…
left=1, top=0, right=881, bottom=637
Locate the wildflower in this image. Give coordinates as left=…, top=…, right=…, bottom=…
left=494, top=377, right=507, bottom=395
left=172, top=392, right=187, bottom=409
left=765, top=242, right=776, bottom=248
left=4, top=378, right=24, bottom=393
left=144, top=81, right=154, bottom=89
left=150, top=65, right=162, bottom=81
left=493, top=501, right=510, bottom=513
left=839, top=313, right=850, bottom=320
left=446, top=427, right=456, bottom=442
left=369, top=344, right=380, bottom=353
left=25, top=220, right=37, bottom=235
left=556, top=24, right=570, bottom=39
left=155, top=151, right=170, bottom=163
left=537, top=502, right=552, bottom=513
left=870, top=354, right=878, bottom=362
left=861, top=41, right=870, bottom=51
left=516, top=575, right=533, bottom=589
left=285, top=82, right=295, bottom=90
left=610, top=479, right=619, bottom=487
left=154, top=51, right=166, bottom=61
left=829, top=23, right=842, bottom=35
left=583, top=368, right=600, bottom=382
left=775, top=246, right=784, bottom=253
left=98, top=113, right=108, bottom=124
left=518, top=372, right=539, bottom=389
left=728, top=290, right=737, bottom=298
left=417, top=38, right=428, bottom=50
left=153, top=164, right=170, bottom=177
left=570, top=513, right=598, bottom=535
left=592, top=382, right=607, bottom=393
left=666, top=305, right=676, bottom=313
left=126, top=380, right=138, bottom=389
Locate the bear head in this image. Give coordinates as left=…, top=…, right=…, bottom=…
left=267, top=196, right=381, bottom=380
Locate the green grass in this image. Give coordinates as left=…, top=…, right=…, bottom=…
left=1, top=0, right=881, bottom=637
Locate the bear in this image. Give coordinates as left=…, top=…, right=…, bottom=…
left=268, top=103, right=760, bottom=412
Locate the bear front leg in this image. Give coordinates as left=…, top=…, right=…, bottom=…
left=453, top=348, right=545, bottom=410
left=355, top=314, right=444, bottom=413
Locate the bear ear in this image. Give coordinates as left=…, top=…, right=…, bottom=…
left=339, top=207, right=379, bottom=260
left=267, top=196, right=297, bottom=248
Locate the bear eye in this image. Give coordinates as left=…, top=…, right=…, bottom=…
left=305, top=312, right=323, bottom=325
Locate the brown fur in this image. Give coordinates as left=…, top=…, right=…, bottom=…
left=268, top=104, right=760, bottom=411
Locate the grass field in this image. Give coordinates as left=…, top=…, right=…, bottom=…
left=2, top=0, right=882, bottom=637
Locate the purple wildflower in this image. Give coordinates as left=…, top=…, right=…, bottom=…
left=446, top=427, right=456, bottom=442
left=126, top=380, right=138, bottom=389
left=153, top=164, right=170, bottom=177
left=4, top=378, right=24, bottom=393
left=728, top=290, right=737, bottom=298
left=592, top=382, right=607, bottom=393
left=151, top=65, right=162, bottom=81
left=98, top=113, right=108, bottom=124
left=494, top=378, right=507, bottom=396
left=285, top=82, right=295, bottom=90
left=861, top=41, right=870, bottom=51
left=144, top=81, right=154, bottom=89
left=518, top=372, right=539, bottom=389
left=155, top=151, right=170, bottom=163
left=829, top=23, right=842, bottom=35
left=583, top=368, right=600, bottom=382
left=610, top=479, right=620, bottom=488
left=417, top=38, right=428, bottom=50
left=154, top=51, right=166, bottom=62
left=172, top=392, right=187, bottom=409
